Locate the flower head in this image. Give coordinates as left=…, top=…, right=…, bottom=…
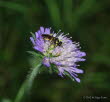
left=30, top=27, right=86, bottom=82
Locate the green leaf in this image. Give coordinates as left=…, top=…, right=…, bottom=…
left=64, top=71, right=74, bottom=81
left=27, top=51, right=43, bottom=68
left=53, top=67, right=75, bottom=81
left=0, top=1, right=28, bottom=13
left=48, top=65, right=53, bottom=74
left=1, top=98, right=12, bottom=102
left=45, top=0, right=62, bottom=28
left=92, top=53, right=110, bottom=65
left=30, top=32, right=36, bottom=40
left=27, top=51, right=43, bottom=58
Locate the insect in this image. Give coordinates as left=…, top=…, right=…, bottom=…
left=42, top=34, right=62, bottom=46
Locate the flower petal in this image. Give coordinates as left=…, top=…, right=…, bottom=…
left=42, top=57, right=50, bottom=67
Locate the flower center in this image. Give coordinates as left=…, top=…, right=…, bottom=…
left=42, top=34, right=62, bottom=57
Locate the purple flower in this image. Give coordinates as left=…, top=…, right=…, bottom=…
left=30, top=27, right=86, bottom=82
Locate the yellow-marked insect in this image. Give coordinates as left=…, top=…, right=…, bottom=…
left=42, top=34, right=62, bottom=46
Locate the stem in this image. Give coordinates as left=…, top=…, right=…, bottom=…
left=14, top=63, right=42, bottom=102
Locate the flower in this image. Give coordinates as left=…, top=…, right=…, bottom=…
left=30, top=27, right=86, bottom=82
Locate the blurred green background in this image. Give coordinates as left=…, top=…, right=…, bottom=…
left=0, top=0, right=110, bottom=102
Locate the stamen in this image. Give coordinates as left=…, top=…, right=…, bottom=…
left=57, top=30, right=61, bottom=34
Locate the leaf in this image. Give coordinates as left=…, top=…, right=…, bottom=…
left=92, top=53, right=110, bottom=65
left=48, top=66, right=52, bottom=74
left=0, top=1, right=28, bottom=13
left=52, top=65, right=75, bottom=81
left=64, top=71, right=75, bottom=81
left=1, top=98, right=12, bottom=102
left=27, top=51, right=43, bottom=68
left=30, top=32, right=36, bottom=40
left=63, top=0, right=73, bottom=29
left=45, top=0, right=62, bottom=28
left=27, top=51, right=43, bottom=58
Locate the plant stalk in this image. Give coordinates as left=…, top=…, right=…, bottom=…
left=14, top=63, right=42, bottom=102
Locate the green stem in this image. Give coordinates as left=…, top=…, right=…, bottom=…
left=14, top=63, right=42, bottom=102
